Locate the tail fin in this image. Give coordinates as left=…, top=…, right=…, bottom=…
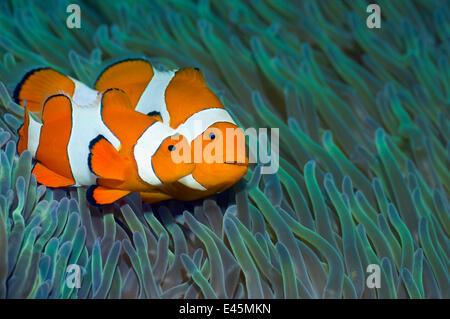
left=34, top=94, right=75, bottom=185
left=17, top=107, right=30, bottom=155
left=14, top=68, right=75, bottom=112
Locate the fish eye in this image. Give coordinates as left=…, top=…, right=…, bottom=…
left=168, top=145, right=176, bottom=151
left=209, top=132, right=216, bottom=140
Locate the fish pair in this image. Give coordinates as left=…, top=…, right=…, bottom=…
left=14, top=59, right=248, bottom=204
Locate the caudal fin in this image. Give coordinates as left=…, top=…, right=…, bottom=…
left=35, top=94, right=75, bottom=185
left=17, top=107, right=30, bottom=155
left=14, top=68, right=75, bottom=113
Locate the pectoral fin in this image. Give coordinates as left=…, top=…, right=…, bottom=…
left=88, top=135, right=130, bottom=181
left=86, top=185, right=131, bottom=206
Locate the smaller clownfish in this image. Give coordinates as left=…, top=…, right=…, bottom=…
left=95, top=59, right=249, bottom=202
left=17, top=88, right=194, bottom=205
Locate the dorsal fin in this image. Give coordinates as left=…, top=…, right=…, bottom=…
left=173, top=67, right=206, bottom=87
left=95, top=59, right=154, bottom=106
left=101, top=88, right=134, bottom=111
left=100, top=88, right=157, bottom=145
left=14, top=68, right=75, bottom=113
left=165, top=67, right=224, bottom=127
left=41, top=94, right=73, bottom=122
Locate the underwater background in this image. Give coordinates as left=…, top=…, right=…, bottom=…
left=0, top=0, right=448, bottom=299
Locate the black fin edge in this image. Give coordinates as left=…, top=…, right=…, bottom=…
left=94, top=58, right=152, bottom=87
left=86, top=185, right=102, bottom=207
left=100, top=87, right=127, bottom=105
left=13, top=67, right=51, bottom=104
left=147, top=111, right=161, bottom=117
left=40, top=94, right=72, bottom=122
left=87, top=134, right=106, bottom=175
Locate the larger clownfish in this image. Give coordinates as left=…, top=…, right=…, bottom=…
left=15, top=73, right=194, bottom=205
left=94, top=59, right=249, bottom=202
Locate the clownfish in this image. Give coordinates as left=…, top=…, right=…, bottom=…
left=15, top=76, right=194, bottom=205
left=95, top=59, right=249, bottom=201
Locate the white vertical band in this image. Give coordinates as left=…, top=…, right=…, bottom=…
left=175, top=108, right=236, bottom=143
left=177, top=174, right=207, bottom=191
left=69, top=77, right=99, bottom=106
left=135, top=69, right=176, bottom=123
left=134, top=121, right=177, bottom=186
left=27, top=114, right=42, bottom=157
left=68, top=102, right=120, bottom=186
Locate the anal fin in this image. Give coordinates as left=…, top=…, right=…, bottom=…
left=32, top=162, right=75, bottom=187
left=139, top=191, right=172, bottom=204
left=87, top=185, right=131, bottom=206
